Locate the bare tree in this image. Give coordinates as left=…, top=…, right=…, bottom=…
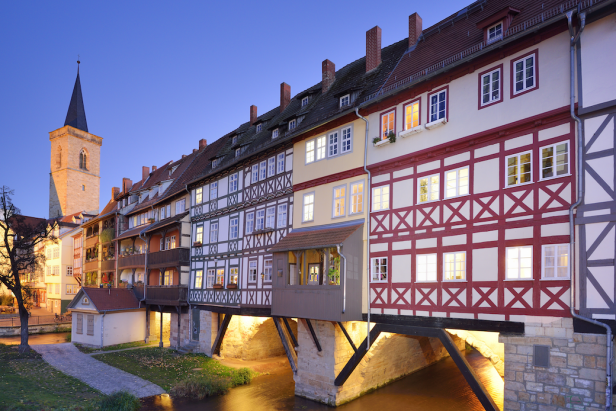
left=0, top=186, right=55, bottom=353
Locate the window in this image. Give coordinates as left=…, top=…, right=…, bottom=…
left=506, top=151, right=532, bottom=187
left=216, top=268, right=224, bottom=285
left=235, top=148, right=241, bottom=157
left=341, top=127, right=352, bottom=153
left=53, top=266, right=60, bottom=276
left=76, top=314, right=83, bottom=334
left=165, top=235, right=176, bottom=250
left=541, top=142, right=569, bottom=180
left=371, top=257, right=388, bottom=282
left=542, top=244, right=569, bottom=279
left=206, top=269, right=215, bottom=288
left=163, top=270, right=172, bottom=285
left=306, top=140, right=315, bottom=163
left=268, top=157, right=276, bottom=177
left=381, top=110, right=395, bottom=139
left=272, top=128, right=279, bottom=139
left=513, top=53, right=536, bottom=94
left=350, top=182, right=364, bottom=214
left=328, top=132, right=339, bottom=157
left=229, top=267, right=238, bottom=285
left=301, top=97, right=309, bottom=107
left=333, top=185, right=346, bottom=218
left=316, top=136, right=326, bottom=161
left=66, top=266, right=73, bottom=277
left=444, top=252, right=466, bottom=281
left=195, top=188, right=203, bottom=204
left=303, top=193, right=314, bottom=222
left=252, top=164, right=259, bottom=183
left=445, top=167, right=469, bottom=198
left=46, top=247, right=52, bottom=260
left=277, top=153, right=285, bottom=173
left=256, top=123, right=262, bottom=133
left=340, top=94, right=350, bottom=107
left=176, top=199, right=186, bottom=214
left=82, top=185, right=85, bottom=191
left=266, top=207, right=275, bottom=229
left=229, top=217, right=239, bottom=240
left=195, top=270, right=203, bottom=289
left=79, top=149, right=87, bottom=170
left=507, top=246, right=533, bottom=279
left=249, top=261, right=257, bottom=282
left=256, top=210, right=265, bottom=231
left=259, top=161, right=267, bottom=180
left=372, top=186, right=390, bottom=211
left=160, top=206, right=166, bottom=220
left=277, top=204, right=287, bottom=228
left=210, top=182, right=218, bottom=199
left=229, top=173, right=238, bottom=192
left=481, top=68, right=501, bottom=106
left=288, top=119, right=296, bottom=130
left=264, top=260, right=272, bottom=282
left=232, top=135, right=237, bottom=145
left=86, top=314, right=94, bottom=336
left=53, top=247, right=59, bottom=259
left=429, top=90, right=447, bottom=122
left=212, top=158, right=220, bottom=168
left=246, top=213, right=254, bottom=234
left=417, top=254, right=437, bottom=282
left=487, top=21, right=503, bottom=43
left=196, top=226, right=203, bottom=244
left=210, top=222, right=218, bottom=243
left=405, top=101, right=420, bottom=130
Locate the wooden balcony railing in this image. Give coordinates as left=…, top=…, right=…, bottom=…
left=84, top=260, right=98, bottom=272
left=146, top=285, right=187, bottom=306
left=148, top=248, right=190, bottom=268
left=101, top=259, right=115, bottom=271
left=117, top=253, right=146, bottom=269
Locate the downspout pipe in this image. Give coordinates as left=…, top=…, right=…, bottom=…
left=337, top=245, right=348, bottom=313
left=566, top=10, right=613, bottom=410
left=355, top=108, right=371, bottom=351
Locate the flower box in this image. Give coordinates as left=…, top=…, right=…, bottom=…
left=193, top=241, right=202, bottom=247
left=373, top=138, right=391, bottom=147
left=226, top=284, right=237, bottom=289
left=212, top=284, right=224, bottom=289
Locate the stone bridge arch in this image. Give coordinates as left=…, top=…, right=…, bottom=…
left=446, top=329, right=504, bottom=377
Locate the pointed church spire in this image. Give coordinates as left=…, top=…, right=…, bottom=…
left=64, top=60, right=88, bottom=132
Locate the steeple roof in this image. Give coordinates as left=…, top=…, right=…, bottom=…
left=64, top=69, right=88, bottom=132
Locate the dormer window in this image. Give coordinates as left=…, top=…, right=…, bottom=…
left=232, top=136, right=237, bottom=145
left=256, top=124, right=262, bottom=133
left=487, top=21, right=503, bottom=44
left=288, top=119, right=296, bottom=130
left=301, top=97, right=309, bottom=107
left=235, top=148, right=241, bottom=157
left=272, top=129, right=279, bottom=139
left=340, top=94, right=350, bottom=108
left=212, top=158, right=220, bottom=168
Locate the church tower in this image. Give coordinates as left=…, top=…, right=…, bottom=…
left=49, top=64, right=102, bottom=218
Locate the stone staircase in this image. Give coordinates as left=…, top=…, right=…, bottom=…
left=176, top=341, right=199, bottom=355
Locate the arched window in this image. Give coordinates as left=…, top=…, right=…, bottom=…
left=56, top=147, right=62, bottom=169
left=79, top=149, right=87, bottom=170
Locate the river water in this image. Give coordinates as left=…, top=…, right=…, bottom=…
left=142, top=349, right=503, bottom=411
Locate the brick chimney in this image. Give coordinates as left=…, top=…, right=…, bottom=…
left=199, top=138, right=207, bottom=150
left=322, top=59, right=335, bottom=94
left=280, top=82, right=291, bottom=112
left=409, top=13, right=423, bottom=48
left=366, top=26, right=382, bottom=72
left=122, top=178, right=133, bottom=193
left=152, top=165, right=157, bottom=172
left=250, top=105, right=257, bottom=125
left=142, top=166, right=150, bottom=182
left=112, top=187, right=120, bottom=200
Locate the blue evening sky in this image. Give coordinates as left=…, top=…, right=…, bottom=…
left=1, top=0, right=470, bottom=218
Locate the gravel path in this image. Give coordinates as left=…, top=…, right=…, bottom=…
left=31, top=343, right=165, bottom=398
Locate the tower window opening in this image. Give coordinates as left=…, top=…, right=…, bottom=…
left=79, top=149, right=87, bottom=170
left=82, top=185, right=85, bottom=191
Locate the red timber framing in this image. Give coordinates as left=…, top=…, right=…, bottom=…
left=368, top=107, right=575, bottom=321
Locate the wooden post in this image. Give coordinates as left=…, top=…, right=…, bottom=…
left=159, top=307, right=163, bottom=348
left=176, top=307, right=181, bottom=349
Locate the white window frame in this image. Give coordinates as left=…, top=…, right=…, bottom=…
left=372, top=185, right=390, bottom=212
left=206, top=269, right=215, bottom=288
left=196, top=225, right=203, bottom=244
left=195, top=270, right=203, bottom=289
left=349, top=181, right=364, bottom=215
left=443, top=251, right=466, bottom=281
left=486, top=21, right=503, bottom=43
left=267, top=157, right=276, bottom=177
left=416, top=254, right=437, bottom=282
left=418, top=174, right=440, bottom=204
left=303, top=192, right=315, bottom=222
left=232, top=135, right=237, bottom=145
left=541, top=244, right=570, bottom=280
left=251, top=164, right=259, bottom=184
left=272, top=128, right=279, bottom=139
left=210, top=222, right=219, bottom=243
left=266, top=207, right=275, bottom=229
left=248, top=260, right=258, bottom=282
left=405, top=101, right=420, bottom=130
left=66, top=266, right=73, bottom=277
left=229, top=267, right=239, bottom=285
left=505, top=150, right=533, bottom=188
left=264, top=259, right=272, bottom=282
left=444, top=166, right=470, bottom=199
left=235, top=148, right=241, bottom=157
left=540, top=141, right=570, bottom=181
left=429, top=90, right=447, bottom=122
left=277, top=204, right=287, bottom=228
left=216, top=268, right=224, bottom=286
left=371, top=257, right=388, bottom=283
left=255, top=209, right=265, bottom=231
left=316, top=136, right=326, bottom=161
left=513, top=53, right=536, bottom=95
left=210, top=182, right=218, bottom=199
left=53, top=247, right=59, bottom=259
left=256, top=123, right=262, bottom=133
left=332, top=185, right=346, bottom=218
left=341, top=126, right=352, bottom=153
left=480, top=68, right=501, bottom=106
left=277, top=153, right=285, bottom=173
left=328, top=131, right=339, bottom=157
left=246, top=212, right=254, bottom=234
left=306, top=139, right=315, bottom=164
left=381, top=110, right=395, bottom=140
left=176, top=198, right=186, bottom=214
left=229, top=173, right=238, bottom=193
left=259, top=161, right=267, bottom=181
left=195, top=187, right=203, bottom=204
left=301, top=97, right=309, bottom=107
left=340, top=94, right=350, bottom=108
left=229, top=217, right=239, bottom=240
left=506, top=246, right=534, bottom=280
left=288, top=119, right=296, bottom=130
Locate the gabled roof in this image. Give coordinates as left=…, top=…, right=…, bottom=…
left=64, top=70, right=88, bottom=132
left=67, top=287, right=141, bottom=312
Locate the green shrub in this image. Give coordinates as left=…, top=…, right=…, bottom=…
left=170, top=374, right=232, bottom=400
left=231, top=368, right=253, bottom=386
left=0, top=292, right=13, bottom=306
left=65, top=334, right=72, bottom=342
left=98, top=391, right=140, bottom=411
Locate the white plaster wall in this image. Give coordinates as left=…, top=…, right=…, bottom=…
left=101, top=310, right=146, bottom=346
left=71, top=311, right=101, bottom=346
left=581, top=14, right=616, bottom=107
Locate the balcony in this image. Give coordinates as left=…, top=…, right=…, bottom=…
left=146, top=285, right=187, bottom=306
left=85, top=235, right=99, bottom=248
left=84, top=260, right=99, bottom=272
left=101, top=259, right=115, bottom=271
left=118, top=253, right=145, bottom=269
left=148, top=248, right=190, bottom=269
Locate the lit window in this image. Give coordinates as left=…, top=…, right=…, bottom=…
left=207, top=269, right=215, bottom=288
left=381, top=111, right=395, bottom=139
left=53, top=247, right=59, bottom=259
left=256, top=123, right=262, bottom=133
left=256, top=209, right=265, bottom=231
left=418, top=174, right=439, bottom=203
left=268, top=157, right=276, bottom=177
left=507, top=246, right=533, bottom=279
left=333, top=185, right=346, bottom=218
left=372, top=186, right=390, bottom=211
left=165, top=235, right=176, bottom=250
left=487, top=22, right=503, bottom=43
left=210, top=182, right=218, bottom=199
left=328, top=132, right=339, bottom=157
left=371, top=257, right=388, bottom=282
left=264, top=260, right=272, bottom=282
left=259, top=161, right=267, bottom=180
left=196, top=225, right=203, bottom=243
left=163, top=270, right=172, bottom=285
left=216, top=268, right=224, bottom=285
left=230, top=217, right=238, bottom=239
left=210, top=222, right=218, bottom=243
left=277, top=153, right=285, bottom=173
left=303, top=193, right=315, bottom=222
left=266, top=207, right=275, bottom=229
left=277, top=204, right=287, bottom=227
left=481, top=68, right=501, bottom=106
left=229, top=267, right=238, bottom=284
left=445, top=167, right=469, bottom=198
left=246, top=213, right=254, bottom=234
left=429, top=90, right=447, bottom=122
left=195, top=188, right=203, bottom=204
left=350, top=181, right=364, bottom=214
left=195, top=270, right=203, bottom=289
left=405, top=101, right=420, bottom=130
left=417, top=254, right=437, bottom=282
left=506, top=151, right=532, bottom=187
left=249, top=261, right=258, bottom=282
left=542, top=244, right=570, bottom=279
left=513, top=54, right=536, bottom=94
left=306, top=140, right=315, bottom=163
left=252, top=164, right=259, bottom=183
left=444, top=252, right=466, bottom=281
left=229, top=173, right=238, bottom=193
left=272, top=128, right=279, bottom=139
left=288, top=119, right=296, bottom=130
left=341, top=127, right=352, bottom=153
left=541, top=142, right=569, bottom=180
left=301, top=97, right=309, bottom=107
left=316, top=136, right=326, bottom=160
left=340, top=94, right=350, bottom=107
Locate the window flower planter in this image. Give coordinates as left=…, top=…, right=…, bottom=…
left=226, top=284, right=237, bottom=289
left=373, top=138, right=391, bottom=147
left=193, top=241, right=202, bottom=247
left=212, top=284, right=224, bottom=289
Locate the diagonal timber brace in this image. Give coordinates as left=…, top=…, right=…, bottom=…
left=211, top=314, right=232, bottom=356
left=282, top=317, right=298, bottom=347
left=304, top=319, right=322, bottom=352
left=273, top=316, right=298, bottom=373
left=337, top=322, right=357, bottom=353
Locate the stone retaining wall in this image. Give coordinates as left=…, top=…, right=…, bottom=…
left=0, top=323, right=71, bottom=337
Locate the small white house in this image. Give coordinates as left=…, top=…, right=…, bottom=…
left=67, top=287, right=146, bottom=347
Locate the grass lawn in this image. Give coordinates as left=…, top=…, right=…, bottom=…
left=0, top=344, right=103, bottom=410
left=74, top=341, right=150, bottom=354
left=94, top=348, right=252, bottom=392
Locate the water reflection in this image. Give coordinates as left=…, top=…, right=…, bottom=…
left=142, top=349, right=503, bottom=411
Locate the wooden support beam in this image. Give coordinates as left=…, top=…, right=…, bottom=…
left=211, top=314, right=232, bottom=356
left=334, top=324, right=383, bottom=386
left=273, top=317, right=298, bottom=373
left=337, top=322, right=357, bottom=353
left=176, top=306, right=181, bottom=350
left=282, top=317, right=298, bottom=347
left=305, top=319, right=322, bottom=352
left=158, top=305, right=163, bottom=348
